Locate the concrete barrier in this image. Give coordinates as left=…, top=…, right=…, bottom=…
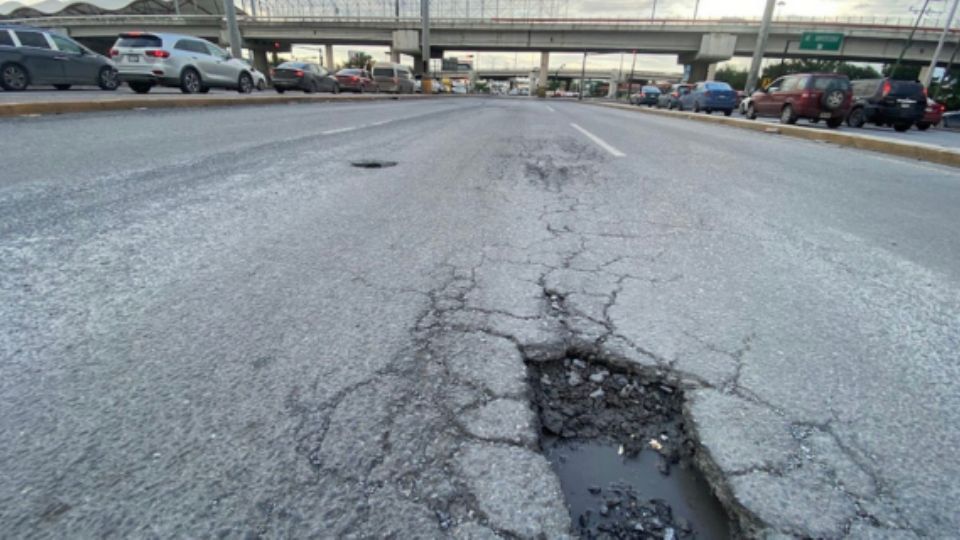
left=596, top=102, right=960, bottom=169
left=0, top=93, right=442, bottom=118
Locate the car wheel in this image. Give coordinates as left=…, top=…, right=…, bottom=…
left=916, top=122, right=931, bottom=131
left=304, top=80, right=316, bottom=94
left=54, top=84, right=71, bottom=91
left=893, top=122, right=911, bottom=132
left=129, top=81, right=152, bottom=94
left=331, top=83, right=340, bottom=94
left=180, top=68, right=202, bottom=94
left=746, top=103, right=757, bottom=120
left=705, top=108, right=712, bottom=114
left=677, top=103, right=684, bottom=111
left=359, top=84, right=365, bottom=94
left=826, top=117, right=843, bottom=129
left=98, top=67, right=119, bottom=91
left=1, top=63, right=29, bottom=91
left=238, top=72, right=253, bottom=94
left=256, top=79, right=265, bottom=91
left=723, top=109, right=732, bottom=117
left=276, top=87, right=285, bottom=94
left=694, top=102, right=701, bottom=113
left=847, top=108, right=866, bottom=128
left=779, top=104, right=797, bottom=124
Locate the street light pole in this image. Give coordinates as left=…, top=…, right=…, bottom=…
left=892, top=0, right=932, bottom=79
left=579, top=50, right=587, bottom=101
left=923, top=0, right=960, bottom=87
left=421, top=0, right=430, bottom=76
left=744, top=0, right=776, bottom=93
left=651, top=0, right=657, bottom=19
left=627, top=50, right=637, bottom=100
left=693, top=0, right=700, bottom=19
left=223, top=0, right=243, bottom=59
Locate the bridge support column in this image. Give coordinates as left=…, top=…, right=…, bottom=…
left=538, top=51, right=550, bottom=96
left=686, top=61, right=717, bottom=82
left=324, top=44, right=335, bottom=69
left=252, top=47, right=270, bottom=83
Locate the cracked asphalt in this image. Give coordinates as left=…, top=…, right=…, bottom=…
left=1, top=97, right=959, bottom=538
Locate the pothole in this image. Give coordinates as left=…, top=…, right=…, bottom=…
left=350, top=160, right=398, bottom=168
left=528, top=353, right=733, bottom=539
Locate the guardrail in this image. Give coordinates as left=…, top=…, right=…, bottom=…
left=1, top=14, right=955, bottom=34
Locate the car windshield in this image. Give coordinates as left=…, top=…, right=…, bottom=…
left=4, top=5, right=958, bottom=540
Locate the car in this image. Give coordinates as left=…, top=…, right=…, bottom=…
left=0, top=25, right=119, bottom=91
left=919, top=98, right=945, bottom=131
left=746, top=72, right=851, bottom=128
left=371, top=63, right=415, bottom=94
left=943, top=111, right=960, bottom=129
left=846, top=78, right=926, bottom=132
left=630, top=85, right=661, bottom=107
left=336, top=68, right=377, bottom=93
left=272, top=61, right=338, bottom=94
left=239, top=59, right=266, bottom=90
left=111, top=32, right=254, bottom=94
left=679, top=81, right=737, bottom=115
left=452, top=84, right=468, bottom=94
left=656, top=84, right=691, bottom=109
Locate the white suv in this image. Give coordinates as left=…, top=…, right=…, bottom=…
left=111, top=32, right=254, bottom=94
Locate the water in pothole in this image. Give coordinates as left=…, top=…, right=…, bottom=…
left=528, top=355, right=733, bottom=539
left=544, top=440, right=730, bottom=539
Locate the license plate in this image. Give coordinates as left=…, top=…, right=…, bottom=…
left=819, top=112, right=832, bottom=119
left=901, top=103, right=911, bottom=108
left=127, top=55, right=139, bottom=62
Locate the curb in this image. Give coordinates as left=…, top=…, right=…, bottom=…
left=595, top=102, right=960, bottom=169
left=0, top=93, right=442, bottom=118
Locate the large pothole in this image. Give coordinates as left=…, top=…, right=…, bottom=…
left=528, top=353, right=733, bottom=539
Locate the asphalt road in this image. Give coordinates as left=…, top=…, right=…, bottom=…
left=1, top=98, right=958, bottom=538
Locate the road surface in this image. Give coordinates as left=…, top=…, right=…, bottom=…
left=1, top=98, right=958, bottom=538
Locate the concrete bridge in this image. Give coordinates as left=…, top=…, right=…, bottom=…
left=6, top=14, right=957, bottom=83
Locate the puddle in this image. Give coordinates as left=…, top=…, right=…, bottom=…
left=528, top=355, right=733, bottom=539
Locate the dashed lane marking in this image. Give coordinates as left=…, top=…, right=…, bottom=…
left=570, top=122, right=626, bottom=157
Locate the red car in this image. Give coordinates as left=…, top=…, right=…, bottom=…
left=919, top=99, right=945, bottom=131
left=334, top=68, right=377, bottom=93
left=746, top=72, right=852, bottom=128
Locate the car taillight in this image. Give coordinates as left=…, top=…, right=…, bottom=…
left=144, top=50, right=169, bottom=58
left=672, top=92, right=678, bottom=97
left=882, top=80, right=892, bottom=96
left=109, top=48, right=119, bottom=57
left=350, top=76, right=358, bottom=82
left=294, top=70, right=304, bottom=77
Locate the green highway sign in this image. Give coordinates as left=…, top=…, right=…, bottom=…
left=799, top=32, right=845, bottom=52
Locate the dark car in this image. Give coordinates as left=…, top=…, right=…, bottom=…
left=746, top=73, right=851, bottom=128
left=679, top=81, right=737, bottom=115
left=630, top=85, right=661, bottom=107
left=846, top=78, right=926, bottom=132
left=0, top=25, right=119, bottom=91
left=919, top=98, right=945, bottom=131
left=272, top=62, right=339, bottom=94
left=656, top=83, right=691, bottom=109
left=334, top=68, right=377, bottom=93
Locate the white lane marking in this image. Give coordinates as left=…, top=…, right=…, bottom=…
left=570, top=123, right=625, bottom=157
left=546, top=105, right=556, bottom=112
left=321, top=126, right=358, bottom=135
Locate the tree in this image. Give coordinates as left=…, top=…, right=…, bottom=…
left=714, top=66, right=747, bottom=90
left=883, top=63, right=921, bottom=81
left=340, top=52, right=374, bottom=71
left=836, top=63, right=881, bottom=80
left=759, top=59, right=881, bottom=82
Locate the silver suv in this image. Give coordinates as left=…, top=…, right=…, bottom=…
left=111, top=32, right=254, bottom=94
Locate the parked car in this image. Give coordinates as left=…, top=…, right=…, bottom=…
left=679, top=81, right=737, bottom=115
left=335, top=68, right=376, bottom=93
left=746, top=73, right=851, bottom=128
left=846, top=78, right=925, bottom=132
left=0, top=25, right=119, bottom=91
left=630, top=85, right=661, bottom=107
left=372, top=63, right=415, bottom=94
left=272, top=62, right=338, bottom=94
left=111, top=32, right=254, bottom=94
left=919, top=98, right=945, bottom=131
left=656, top=83, right=691, bottom=109
left=943, top=111, right=960, bottom=129
left=238, top=59, right=266, bottom=90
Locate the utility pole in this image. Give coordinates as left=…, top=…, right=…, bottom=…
left=651, top=0, right=657, bottom=19
left=924, top=0, right=960, bottom=87
left=627, top=49, right=637, bottom=99
left=744, top=0, right=776, bottom=93
left=421, top=0, right=431, bottom=87
left=579, top=50, right=587, bottom=100
left=693, top=0, right=700, bottom=19
left=174, top=0, right=181, bottom=16
left=223, top=0, right=243, bottom=59
left=892, top=0, right=931, bottom=79
left=935, top=34, right=960, bottom=98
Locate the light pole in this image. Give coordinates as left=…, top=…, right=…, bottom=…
left=223, top=0, right=243, bottom=59
left=924, top=0, right=960, bottom=87
left=651, top=0, right=657, bottom=19
left=579, top=51, right=587, bottom=101
left=892, top=0, right=932, bottom=79
left=744, top=0, right=777, bottom=93
left=693, top=0, right=700, bottom=19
